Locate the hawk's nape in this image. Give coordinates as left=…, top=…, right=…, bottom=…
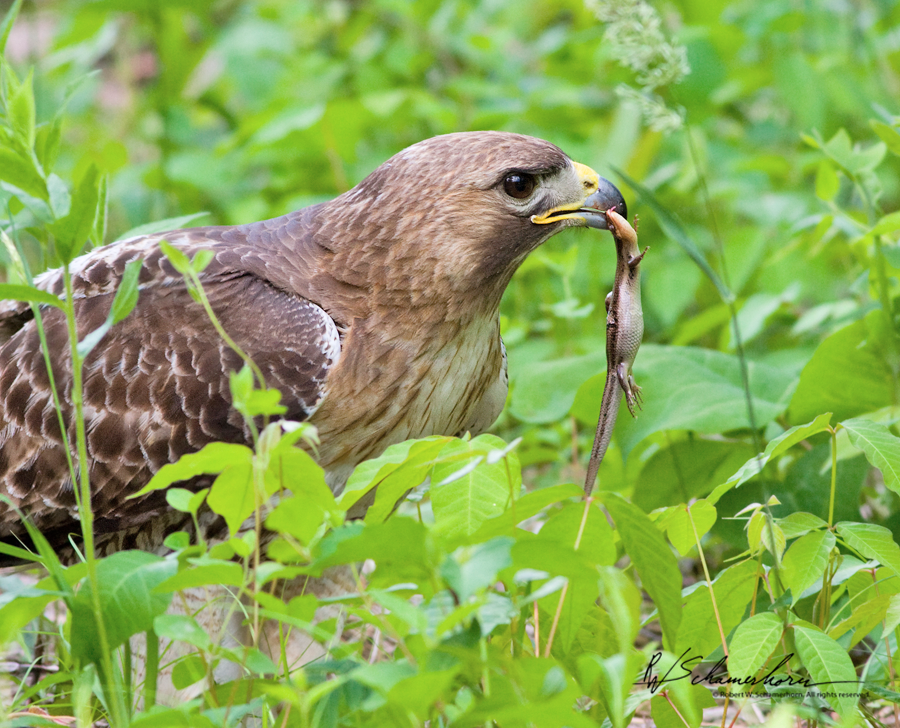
left=0, top=131, right=625, bottom=561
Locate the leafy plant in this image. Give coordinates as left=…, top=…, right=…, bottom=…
left=2, top=0, right=900, bottom=726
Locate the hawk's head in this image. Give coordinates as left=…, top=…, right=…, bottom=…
left=318, top=131, right=625, bottom=310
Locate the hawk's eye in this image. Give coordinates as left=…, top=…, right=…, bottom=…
left=503, top=173, right=536, bottom=199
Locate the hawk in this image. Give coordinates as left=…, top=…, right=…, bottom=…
left=0, top=131, right=625, bottom=558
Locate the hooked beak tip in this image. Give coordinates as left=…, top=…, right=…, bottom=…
left=581, top=177, right=627, bottom=230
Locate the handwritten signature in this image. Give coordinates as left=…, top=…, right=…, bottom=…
left=637, top=650, right=825, bottom=694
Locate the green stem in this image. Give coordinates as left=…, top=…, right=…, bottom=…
left=828, top=428, right=838, bottom=528
left=63, top=265, right=126, bottom=726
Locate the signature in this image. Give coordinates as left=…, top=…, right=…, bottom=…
left=636, top=650, right=856, bottom=694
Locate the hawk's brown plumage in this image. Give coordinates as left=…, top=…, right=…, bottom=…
left=0, top=131, right=624, bottom=558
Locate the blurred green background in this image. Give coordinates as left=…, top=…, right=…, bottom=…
left=3, top=0, right=900, bottom=535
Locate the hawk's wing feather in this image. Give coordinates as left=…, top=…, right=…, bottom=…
left=0, top=234, right=340, bottom=552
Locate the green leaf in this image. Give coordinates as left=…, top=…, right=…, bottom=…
left=789, top=317, right=894, bottom=424
left=510, top=352, right=604, bottom=423
left=0, top=0, right=24, bottom=56
left=131, top=442, right=253, bottom=497
left=842, top=417, right=900, bottom=495
left=574, top=344, right=797, bottom=457
left=872, top=120, right=900, bottom=156
left=431, top=435, right=520, bottom=539
left=8, top=68, right=36, bottom=148
left=709, top=413, right=833, bottom=504
left=727, top=612, right=783, bottom=680
left=154, top=561, right=245, bottom=593
left=829, top=593, right=891, bottom=646
left=815, top=160, right=839, bottom=201
left=836, top=522, right=900, bottom=581
left=440, top=537, right=513, bottom=603
left=171, top=653, right=207, bottom=691
left=467, top=482, right=583, bottom=542
left=207, top=461, right=255, bottom=535
left=676, top=560, right=757, bottom=657
left=0, top=147, right=47, bottom=200
left=604, top=493, right=682, bottom=650
left=871, top=210, right=900, bottom=237
left=165, top=486, right=208, bottom=515
left=540, top=500, right=616, bottom=567
left=70, top=551, right=177, bottom=665
left=159, top=239, right=193, bottom=275
left=52, top=164, right=101, bottom=263
left=0, top=283, right=63, bottom=308
left=77, top=258, right=143, bottom=358
left=340, top=436, right=449, bottom=517
left=661, top=500, right=717, bottom=557
left=782, top=529, right=835, bottom=603
left=115, top=212, right=210, bottom=241
left=154, top=614, right=212, bottom=650
left=792, top=622, right=860, bottom=718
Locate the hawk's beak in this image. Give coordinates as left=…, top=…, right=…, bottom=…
left=531, top=162, right=626, bottom=230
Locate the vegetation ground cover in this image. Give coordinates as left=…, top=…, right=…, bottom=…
left=2, top=0, right=900, bottom=726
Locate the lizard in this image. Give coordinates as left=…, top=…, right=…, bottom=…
left=584, top=208, right=648, bottom=495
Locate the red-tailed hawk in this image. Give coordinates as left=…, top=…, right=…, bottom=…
left=0, top=131, right=624, bottom=559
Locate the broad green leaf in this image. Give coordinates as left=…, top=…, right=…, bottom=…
left=311, top=517, right=432, bottom=585
left=440, top=537, right=513, bottom=603
left=467, top=482, right=582, bottom=542
left=52, top=164, right=101, bottom=263
left=8, top=68, right=36, bottom=148
left=604, top=493, right=682, bottom=649
left=885, top=594, right=900, bottom=635
left=159, top=239, right=192, bottom=275
left=70, top=551, right=176, bottom=665
left=871, top=121, right=900, bottom=156
left=115, top=212, right=210, bottom=241
left=815, top=160, right=839, bottom=201
left=709, top=413, right=832, bottom=504
left=579, top=653, right=645, bottom=728
left=154, top=614, right=212, bottom=650
left=727, top=612, right=783, bottom=679
left=131, top=442, right=253, bottom=497
left=782, top=529, right=835, bottom=603
left=340, top=436, right=449, bottom=512
left=871, top=210, right=900, bottom=237
left=829, top=593, right=891, bottom=646
left=207, top=461, right=255, bottom=535
left=540, top=500, right=616, bottom=567
left=0, top=147, right=47, bottom=200
left=0, top=564, right=85, bottom=646
left=836, top=522, right=900, bottom=580
left=165, top=486, right=208, bottom=516
left=573, top=345, right=797, bottom=457
left=510, top=352, right=604, bottom=423
left=431, top=435, right=520, bottom=539
left=661, top=500, right=717, bottom=556
left=793, top=622, right=860, bottom=718
left=0, top=283, right=63, bottom=308
left=778, top=512, right=828, bottom=539
left=789, top=317, right=894, bottom=424
left=387, top=669, right=458, bottom=720
left=155, top=561, right=245, bottom=593
left=676, top=559, right=757, bottom=656
left=171, top=653, right=207, bottom=691
left=842, top=417, right=900, bottom=495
